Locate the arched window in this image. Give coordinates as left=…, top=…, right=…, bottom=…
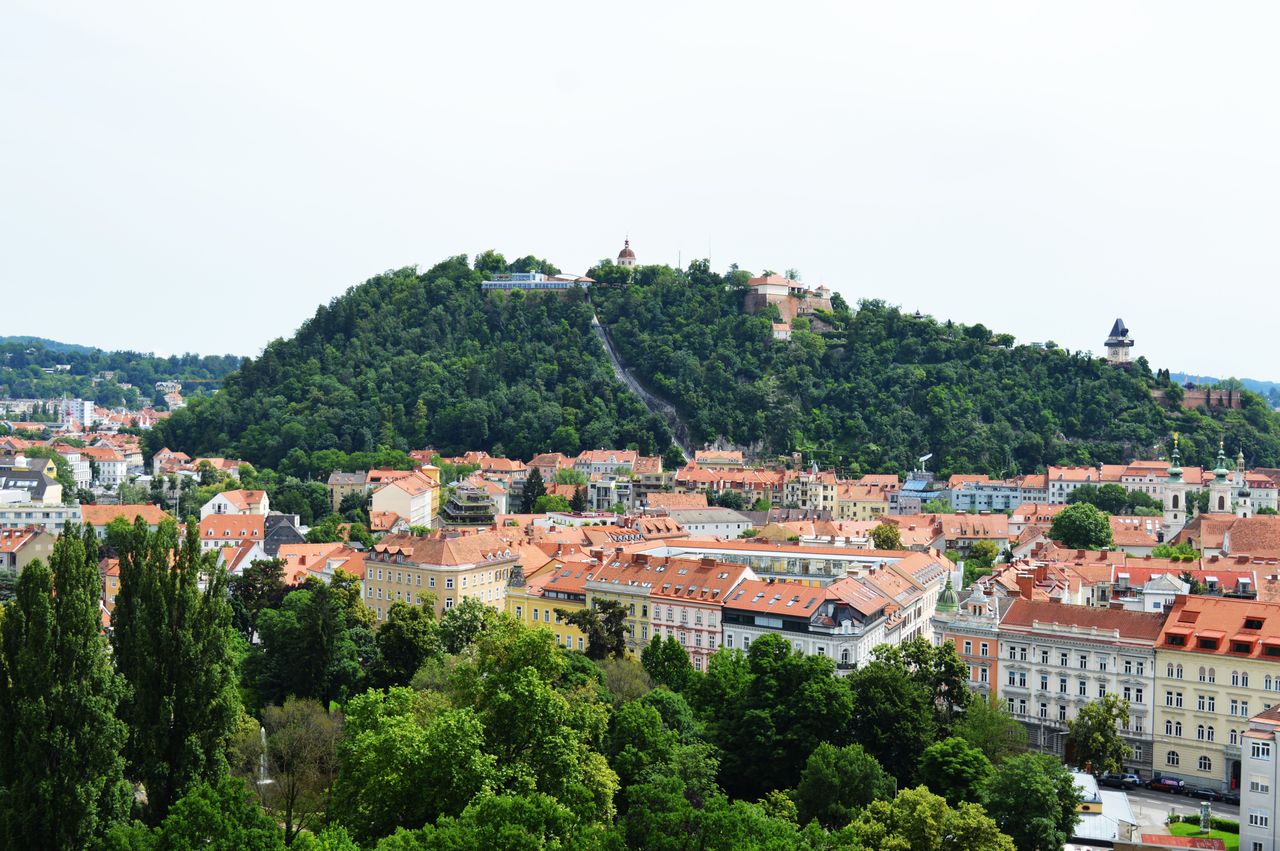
left=1167, top=750, right=1180, bottom=767
left=1167, top=664, right=1175, bottom=678
left=1230, top=730, right=1239, bottom=745
left=1242, top=672, right=1250, bottom=688
left=1165, top=720, right=1173, bottom=736
left=1199, top=755, right=1212, bottom=772
left=1175, top=721, right=1182, bottom=737
left=1176, top=665, right=1183, bottom=679
left=1219, top=495, right=1226, bottom=511
left=1199, top=666, right=1207, bottom=682
left=1268, top=675, right=1273, bottom=691
left=1207, top=726, right=1215, bottom=742
left=1197, top=724, right=1205, bottom=740
left=1173, top=494, right=1180, bottom=509
left=1232, top=671, right=1241, bottom=687
left=841, top=648, right=850, bottom=664
left=1208, top=668, right=1216, bottom=683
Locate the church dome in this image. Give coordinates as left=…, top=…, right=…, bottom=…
left=618, top=239, right=635, bottom=260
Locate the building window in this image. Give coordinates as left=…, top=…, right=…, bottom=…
left=1125, top=659, right=1134, bottom=675
left=1059, top=704, right=1067, bottom=721
left=1079, top=655, right=1088, bottom=670
left=1197, top=724, right=1205, bottom=741
left=979, top=667, right=988, bottom=684
left=1079, top=680, right=1088, bottom=696
left=1167, top=750, right=1180, bottom=767
left=1040, top=675, right=1049, bottom=691
left=1039, top=702, right=1048, bottom=718
left=1134, top=745, right=1143, bottom=761
left=980, top=643, right=989, bottom=657
left=1198, top=755, right=1212, bottom=772
left=1040, top=649, right=1049, bottom=664
left=444, top=598, right=454, bottom=610
left=964, top=641, right=972, bottom=655
left=429, top=576, right=436, bottom=588
left=445, top=578, right=454, bottom=589
left=1249, top=810, right=1270, bottom=829
left=1097, top=683, right=1107, bottom=698
left=1251, top=741, right=1272, bottom=760
left=1060, top=652, right=1069, bottom=667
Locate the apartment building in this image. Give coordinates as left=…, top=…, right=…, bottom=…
left=1153, top=595, right=1280, bottom=792
left=363, top=531, right=518, bottom=621
left=998, top=599, right=1164, bottom=777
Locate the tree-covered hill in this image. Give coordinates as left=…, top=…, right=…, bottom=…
left=148, top=256, right=672, bottom=468
left=0, top=339, right=243, bottom=408
left=587, top=260, right=1280, bottom=476
left=149, top=253, right=1280, bottom=476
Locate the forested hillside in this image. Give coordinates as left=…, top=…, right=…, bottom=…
left=149, top=254, right=1280, bottom=475
left=0, top=339, right=242, bottom=407
left=150, top=256, right=672, bottom=468
left=589, top=261, right=1280, bottom=475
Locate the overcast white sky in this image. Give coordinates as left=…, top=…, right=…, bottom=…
left=3, top=2, right=1277, bottom=378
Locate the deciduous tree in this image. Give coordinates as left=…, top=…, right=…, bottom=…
left=0, top=527, right=131, bottom=849
left=795, top=742, right=894, bottom=829
left=917, top=736, right=992, bottom=806
left=983, top=753, right=1081, bottom=851
left=1067, top=694, right=1132, bottom=776
left=109, top=517, right=241, bottom=824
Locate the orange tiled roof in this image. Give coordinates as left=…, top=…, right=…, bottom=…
left=198, top=515, right=265, bottom=540
left=81, top=504, right=169, bottom=527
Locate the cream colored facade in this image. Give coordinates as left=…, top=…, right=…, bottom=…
left=1151, top=648, right=1280, bottom=789
left=362, top=534, right=515, bottom=621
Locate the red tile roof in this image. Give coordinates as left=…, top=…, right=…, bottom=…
left=1003, top=598, right=1166, bottom=641
left=81, top=504, right=169, bottom=528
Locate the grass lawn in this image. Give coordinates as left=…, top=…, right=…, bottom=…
left=1167, top=821, right=1240, bottom=851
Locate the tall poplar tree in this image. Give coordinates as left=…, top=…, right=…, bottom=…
left=0, top=525, right=131, bottom=848
left=110, top=517, right=241, bottom=824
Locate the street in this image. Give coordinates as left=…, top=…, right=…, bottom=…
left=1124, top=785, right=1239, bottom=823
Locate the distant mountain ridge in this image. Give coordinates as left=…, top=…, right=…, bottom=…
left=0, top=335, right=100, bottom=355
left=1170, top=371, right=1280, bottom=398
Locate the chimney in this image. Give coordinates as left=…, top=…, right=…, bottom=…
left=1016, top=572, right=1035, bottom=600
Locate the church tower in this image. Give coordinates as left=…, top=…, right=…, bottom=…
left=1235, top=448, right=1252, bottom=518
left=617, top=238, right=636, bottom=268
left=1209, top=440, right=1233, bottom=514
left=1163, top=433, right=1188, bottom=540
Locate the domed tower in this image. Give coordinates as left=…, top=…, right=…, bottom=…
left=617, top=238, right=636, bottom=268
left=1210, top=440, right=1233, bottom=514
left=1235, top=448, right=1252, bottom=518
left=1163, top=433, right=1188, bottom=540
left=1105, top=318, right=1133, bottom=365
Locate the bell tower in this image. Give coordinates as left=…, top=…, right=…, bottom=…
left=1163, top=433, right=1188, bottom=540
left=1209, top=440, right=1233, bottom=514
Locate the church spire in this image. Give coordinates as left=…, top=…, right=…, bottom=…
left=1167, top=432, right=1182, bottom=481
left=1213, top=439, right=1229, bottom=481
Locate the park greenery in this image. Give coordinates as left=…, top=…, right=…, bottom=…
left=0, top=517, right=1094, bottom=850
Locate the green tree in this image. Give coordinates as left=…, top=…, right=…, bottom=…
left=0, top=527, right=131, bottom=849
left=557, top=600, right=629, bottom=660
left=259, top=697, right=342, bottom=845
left=712, top=634, right=854, bottom=799
left=251, top=578, right=367, bottom=707
left=917, top=736, right=993, bottom=806
left=520, top=468, right=547, bottom=514
left=1067, top=694, right=1132, bottom=776
left=640, top=635, right=693, bottom=692
left=1152, top=541, right=1199, bottom=561
left=438, top=596, right=494, bottom=655
left=870, top=522, right=903, bottom=550
left=106, top=776, right=286, bottom=851
left=845, top=785, right=1014, bottom=851
left=711, top=489, right=746, bottom=511
left=967, top=539, right=999, bottom=569
left=374, top=600, right=441, bottom=687
left=1049, top=503, right=1113, bottom=550
left=848, top=659, right=937, bottom=784
left=795, top=742, right=894, bottom=829
left=871, top=636, right=973, bottom=723
left=922, top=498, right=956, bottom=514
left=109, top=517, right=241, bottom=824
left=533, top=494, right=572, bottom=514
left=332, top=688, right=497, bottom=844
left=570, top=486, right=587, bottom=513
left=378, top=791, right=608, bottom=851
left=952, top=694, right=1028, bottom=764
left=229, top=557, right=287, bottom=642
left=605, top=700, right=678, bottom=791
left=983, top=752, right=1081, bottom=851
left=552, top=468, right=588, bottom=486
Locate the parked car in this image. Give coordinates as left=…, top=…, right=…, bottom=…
left=1147, top=776, right=1187, bottom=794
left=1221, top=790, right=1240, bottom=806
left=1099, top=772, right=1141, bottom=790
left=1185, top=785, right=1221, bottom=800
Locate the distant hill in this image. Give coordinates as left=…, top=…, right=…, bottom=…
left=0, top=335, right=99, bottom=355
left=1171, top=372, right=1280, bottom=402
left=147, top=254, right=1280, bottom=475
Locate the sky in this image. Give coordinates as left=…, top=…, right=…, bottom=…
left=3, top=2, right=1278, bottom=378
